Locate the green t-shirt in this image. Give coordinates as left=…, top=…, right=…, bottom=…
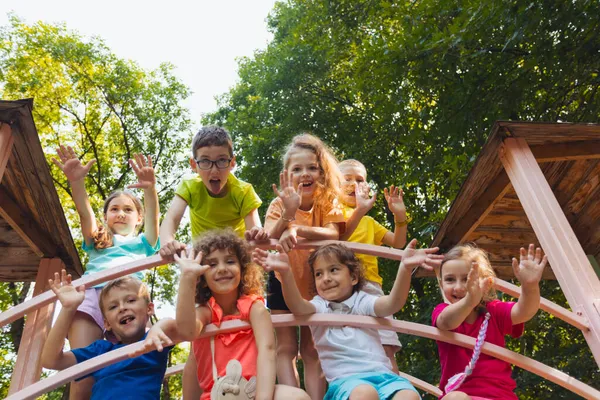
left=176, top=173, right=262, bottom=239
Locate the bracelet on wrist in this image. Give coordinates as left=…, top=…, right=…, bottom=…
left=394, top=215, right=412, bottom=227
left=281, top=215, right=295, bottom=223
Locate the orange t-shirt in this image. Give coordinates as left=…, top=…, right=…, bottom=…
left=265, top=197, right=345, bottom=299
left=193, top=294, right=263, bottom=399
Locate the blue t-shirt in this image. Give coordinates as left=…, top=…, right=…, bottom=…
left=82, top=233, right=159, bottom=287
left=71, top=332, right=173, bottom=400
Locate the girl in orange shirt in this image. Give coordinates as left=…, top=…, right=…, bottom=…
left=175, top=229, right=309, bottom=400
left=265, top=133, right=346, bottom=399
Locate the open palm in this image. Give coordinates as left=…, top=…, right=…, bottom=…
left=384, top=185, right=406, bottom=217
left=128, top=154, right=156, bottom=190
left=252, top=246, right=291, bottom=273
left=49, top=270, right=85, bottom=309
left=52, top=145, right=95, bottom=182
left=272, top=171, right=301, bottom=216
left=512, top=244, right=547, bottom=286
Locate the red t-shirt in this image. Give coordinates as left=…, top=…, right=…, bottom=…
left=432, top=300, right=524, bottom=399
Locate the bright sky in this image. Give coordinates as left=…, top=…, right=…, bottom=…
left=0, top=0, right=278, bottom=129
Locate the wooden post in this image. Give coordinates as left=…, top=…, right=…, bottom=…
left=0, top=121, right=13, bottom=182
left=8, top=258, right=64, bottom=394
left=500, top=137, right=600, bottom=367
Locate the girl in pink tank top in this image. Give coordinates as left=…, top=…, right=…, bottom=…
left=174, top=229, right=310, bottom=400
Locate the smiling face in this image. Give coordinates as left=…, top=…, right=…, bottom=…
left=203, top=248, right=242, bottom=296
left=313, top=254, right=358, bottom=302
left=104, top=194, right=143, bottom=236
left=339, top=164, right=368, bottom=207
left=102, top=282, right=154, bottom=344
left=440, top=259, right=471, bottom=304
left=191, top=145, right=236, bottom=197
left=287, top=149, right=323, bottom=202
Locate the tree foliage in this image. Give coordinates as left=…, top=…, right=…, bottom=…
left=0, top=15, right=191, bottom=397
left=204, top=0, right=600, bottom=398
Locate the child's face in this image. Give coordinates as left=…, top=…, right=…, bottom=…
left=203, top=248, right=242, bottom=296
left=287, top=149, right=322, bottom=202
left=102, top=283, right=154, bottom=344
left=104, top=195, right=142, bottom=236
left=313, top=255, right=357, bottom=302
left=440, top=259, right=470, bottom=304
left=190, top=145, right=236, bottom=197
left=339, top=164, right=368, bottom=207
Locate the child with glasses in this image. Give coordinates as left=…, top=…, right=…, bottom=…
left=159, top=125, right=266, bottom=398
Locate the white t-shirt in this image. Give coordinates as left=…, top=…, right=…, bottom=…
left=310, top=291, right=393, bottom=382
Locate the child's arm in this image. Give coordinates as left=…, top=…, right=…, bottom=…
left=253, top=246, right=316, bottom=315
left=267, top=171, right=301, bottom=239
left=339, top=182, right=376, bottom=241
left=183, top=355, right=203, bottom=400
left=128, top=154, right=159, bottom=247
left=374, top=240, right=443, bottom=316
left=435, top=262, right=494, bottom=331
left=52, top=145, right=97, bottom=246
left=159, top=196, right=188, bottom=256
left=41, top=270, right=86, bottom=370
left=129, top=317, right=182, bottom=357
left=249, top=301, right=276, bottom=400
left=510, top=244, right=547, bottom=324
left=295, top=223, right=340, bottom=240
left=175, top=248, right=210, bottom=340
left=381, top=185, right=408, bottom=249
left=244, top=209, right=269, bottom=241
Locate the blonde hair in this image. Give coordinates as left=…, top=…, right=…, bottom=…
left=193, top=229, right=264, bottom=305
left=338, top=159, right=367, bottom=175
left=99, top=276, right=150, bottom=317
left=283, top=134, right=342, bottom=209
left=439, top=243, right=497, bottom=302
left=94, top=190, right=144, bottom=250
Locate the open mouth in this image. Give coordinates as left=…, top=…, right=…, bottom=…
left=120, top=315, right=135, bottom=325
left=208, top=179, right=222, bottom=192
left=300, top=182, right=314, bottom=188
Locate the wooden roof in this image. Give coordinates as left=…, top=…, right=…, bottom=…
left=425, top=121, right=600, bottom=280
left=0, top=99, right=82, bottom=281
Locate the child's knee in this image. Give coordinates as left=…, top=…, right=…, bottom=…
left=274, top=385, right=311, bottom=400
left=349, top=384, right=379, bottom=400
left=299, top=341, right=319, bottom=362
left=441, top=391, right=471, bottom=400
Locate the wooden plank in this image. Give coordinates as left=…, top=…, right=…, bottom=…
left=0, top=185, right=57, bottom=257
left=540, top=160, right=572, bottom=191
left=563, top=161, right=600, bottom=217
left=465, top=230, right=539, bottom=246
left=0, top=221, right=30, bottom=246
left=0, top=266, right=40, bottom=282
left=501, top=137, right=600, bottom=367
left=531, top=140, right=600, bottom=162
left=0, top=121, right=13, bottom=183
left=554, top=159, right=598, bottom=207
left=0, top=247, right=41, bottom=265
left=476, top=212, right=533, bottom=231
left=499, top=121, right=600, bottom=146
left=9, top=258, right=63, bottom=394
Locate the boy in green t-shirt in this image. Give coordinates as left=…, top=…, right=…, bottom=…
left=159, top=125, right=267, bottom=397
left=338, top=159, right=409, bottom=373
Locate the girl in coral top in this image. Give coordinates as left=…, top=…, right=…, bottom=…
left=433, top=244, right=547, bottom=399
left=265, top=133, right=346, bottom=399
left=175, top=229, right=309, bottom=400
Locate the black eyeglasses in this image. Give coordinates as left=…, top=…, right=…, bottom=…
left=194, top=158, right=232, bottom=170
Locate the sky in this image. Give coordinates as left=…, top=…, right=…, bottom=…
left=0, top=0, right=279, bottom=130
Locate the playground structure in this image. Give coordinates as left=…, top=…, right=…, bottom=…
left=0, top=98, right=599, bottom=398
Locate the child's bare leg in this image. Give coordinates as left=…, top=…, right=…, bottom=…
left=182, top=354, right=203, bottom=399
left=272, top=310, right=299, bottom=386
left=384, top=344, right=400, bottom=374
left=273, top=384, right=311, bottom=400
left=68, top=313, right=103, bottom=400
left=349, top=385, right=379, bottom=400
left=441, top=392, right=472, bottom=400
left=299, top=326, right=326, bottom=400
left=391, top=389, right=421, bottom=400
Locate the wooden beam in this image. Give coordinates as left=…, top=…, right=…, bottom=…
left=531, top=140, right=600, bottom=163
left=0, top=186, right=57, bottom=257
left=9, top=258, right=63, bottom=394
left=501, top=137, right=600, bottom=367
left=0, top=121, right=13, bottom=183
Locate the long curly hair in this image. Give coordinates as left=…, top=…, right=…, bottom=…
left=439, top=243, right=497, bottom=303
left=193, top=229, right=264, bottom=305
left=308, top=243, right=366, bottom=296
left=93, top=190, right=144, bottom=250
left=282, top=133, right=343, bottom=210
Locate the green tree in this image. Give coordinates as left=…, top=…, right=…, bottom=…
left=205, top=0, right=600, bottom=398
left=0, top=15, right=191, bottom=398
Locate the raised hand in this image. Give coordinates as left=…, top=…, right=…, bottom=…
left=48, top=269, right=85, bottom=310
left=512, top=244, right=547, bottom=286
left=245, top=226, right=270, bottom=242
left=279, top=227, right=298, bottom=252
left=252, top=245, right=292, bottom=273
left=384, top=185, right=406, bottom=219
left=354, top=182, right=377, bottom=212
left=465, top=262, right=494, bottom=307
left=400, top=239, right=444, bottom=272
left=174, top=248, right=207, bottom=277
left=272, top=170, right=301, bottom=218
left=128, top=154, right=156, bottom=190
left=52, top=145, right=96, bottom=182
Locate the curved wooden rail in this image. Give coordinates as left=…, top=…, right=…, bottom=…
left=6, top=315, right=600, bottom=400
